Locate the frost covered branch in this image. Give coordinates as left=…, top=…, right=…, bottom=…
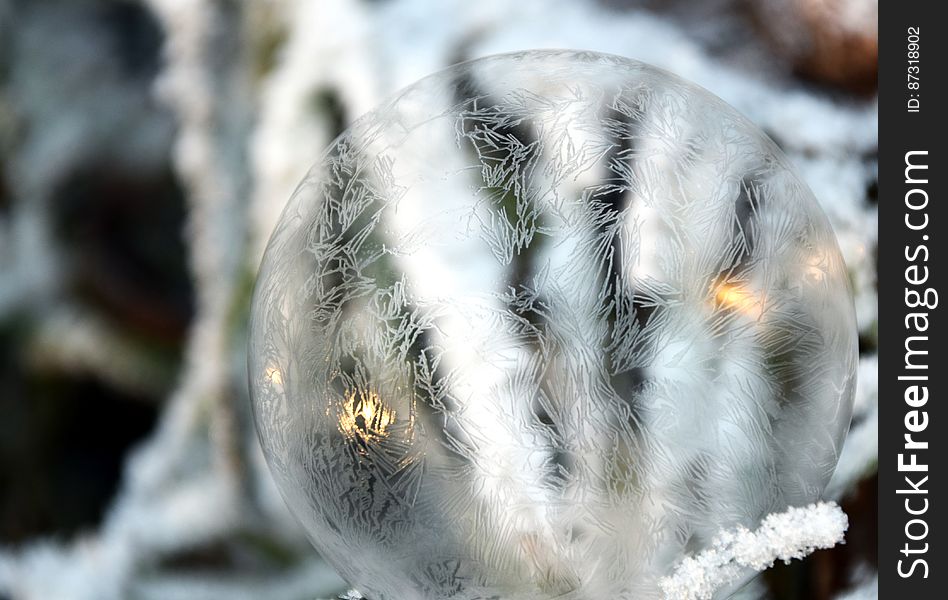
left=659, top=502, right=849, bottom=600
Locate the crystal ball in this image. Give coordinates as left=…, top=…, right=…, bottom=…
left=249, top=50, right=856, bottom=599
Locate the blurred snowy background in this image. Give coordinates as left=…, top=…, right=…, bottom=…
left=0, top=0, right=877, bottom=599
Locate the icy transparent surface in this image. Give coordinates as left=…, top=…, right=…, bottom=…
left=248, top=50, right=857, bottom=600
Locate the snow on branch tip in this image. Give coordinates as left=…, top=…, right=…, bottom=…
left=659, top=501, right=849, bottom=600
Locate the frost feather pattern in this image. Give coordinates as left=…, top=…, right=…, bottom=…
left=248, top=50, right=857, bottom=600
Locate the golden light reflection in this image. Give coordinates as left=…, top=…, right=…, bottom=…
left=338, top=388, right=396, bottom=442
left=265, top=366, right=283, bottom=386
left=715, top=282, right=764, bottom=319
left=804, top=253, right=828, bottom=282
left=803, top=245, right=835, bottom=283
left=805, top=266, right=826, bottom=282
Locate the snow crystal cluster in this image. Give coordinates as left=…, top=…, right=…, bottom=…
left=659, top=502, right=849, bottom=600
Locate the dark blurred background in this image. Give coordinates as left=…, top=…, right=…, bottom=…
left=0, top=0, right=877, bottom=598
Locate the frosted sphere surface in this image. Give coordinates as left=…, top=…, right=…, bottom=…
left=249, top=51, right=856, bottom=600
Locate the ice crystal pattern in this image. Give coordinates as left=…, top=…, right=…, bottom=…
left=248, top=50, right=857, bottom=600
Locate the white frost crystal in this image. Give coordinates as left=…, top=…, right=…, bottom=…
left=248, top=51, right=857, bottom=599
left=659, top=502, right=849, bottom=600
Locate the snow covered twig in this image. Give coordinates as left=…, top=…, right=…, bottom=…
left=659, top=502, right=849, bottom=600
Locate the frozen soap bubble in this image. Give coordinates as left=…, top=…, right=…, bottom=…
left=249, top=50, right=856, bottom=600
